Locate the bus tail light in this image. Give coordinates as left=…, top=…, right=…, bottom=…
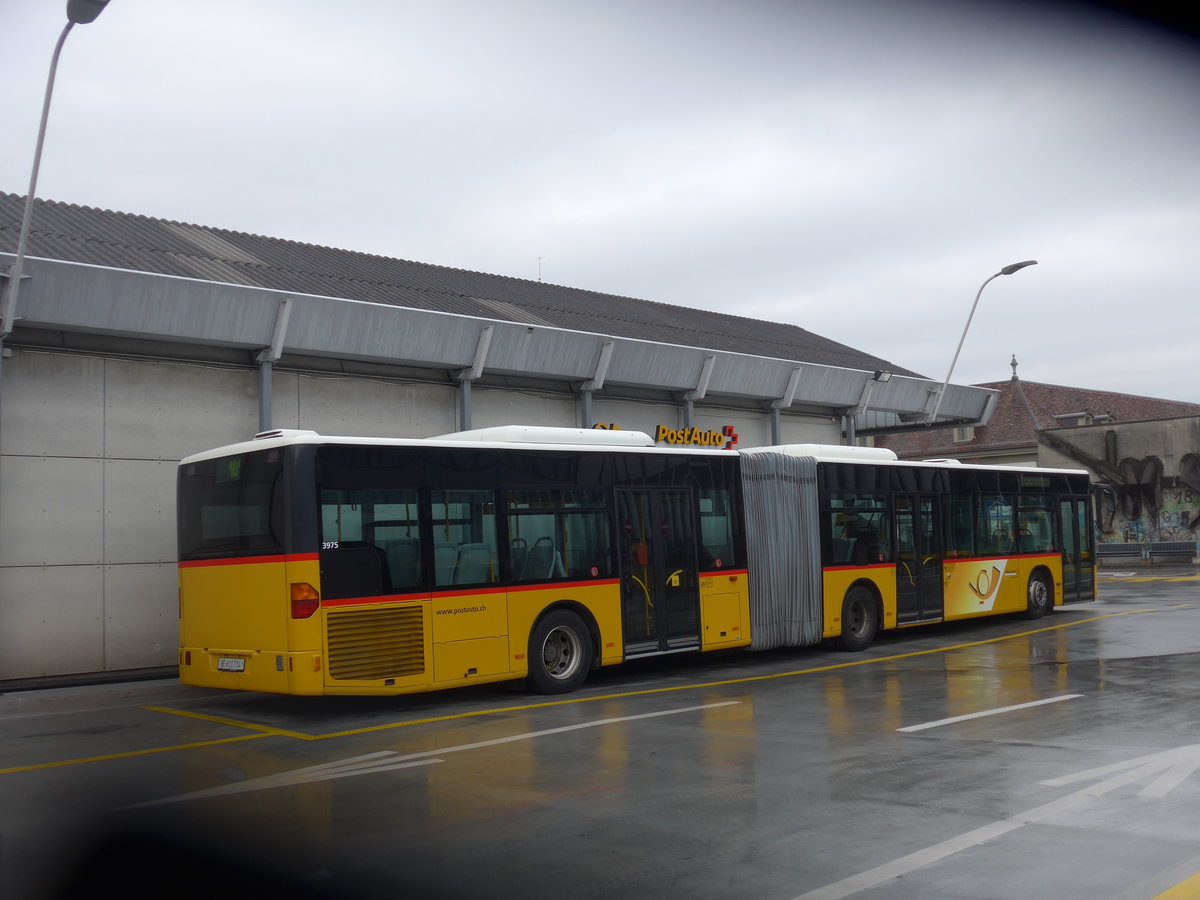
left=290, top=582, right=320, bottom=619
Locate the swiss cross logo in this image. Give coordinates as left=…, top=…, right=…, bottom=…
left=722, top=425, right=739, bottom=450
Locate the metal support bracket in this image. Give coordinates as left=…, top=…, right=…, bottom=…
left=581, top=340, right=614, bottom=392
left=256, top=298, right=293, bottom=365
left=457, top=325, right=494, bottom=383
left=455, top=325, right=494, bottom=432
left=771, top=366, right=804, bottom=411
left=684, top=355, right=716, bottom=402
left=256, top=299, right=293, bottom=432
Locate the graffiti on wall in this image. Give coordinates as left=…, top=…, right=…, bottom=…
left=1101, top=453, right=1200, bottom=542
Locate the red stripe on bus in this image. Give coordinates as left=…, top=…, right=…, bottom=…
left=506, top=579, right=621, bottom=593
left=823, top=563, right=894, bottom=573
left=178, top=553, right=320, bottom=569
left=823, top=552, right=1062, bottom=573
left=700, top=568, right=749, bottom=577
left=946, top=552, right=1063, bottom=563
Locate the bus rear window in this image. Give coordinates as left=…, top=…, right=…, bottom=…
left=179, top=450, right=286, bottom=559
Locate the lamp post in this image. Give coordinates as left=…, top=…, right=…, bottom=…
left=1, top=0, right=110, bottom=340
left=0, top=0, right=108, bottom=460
left=926, top=259, right=1037, bottom=425
left=1, top=0, right=109, bottom=508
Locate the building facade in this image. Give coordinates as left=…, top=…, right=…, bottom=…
left=0, top=194, right=997, bottom=682
left=877, top=369, right=1200, bottom=546
left=1039, top=417, right=1200, bottom=546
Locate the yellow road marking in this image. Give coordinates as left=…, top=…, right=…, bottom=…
left=142, top=705, right=316, bottom=741
left=1151, top=871, right=1200, bottom=900
left=0, top=732, right=267, bottom=775
left=0, top=607, right=1158, bottom=773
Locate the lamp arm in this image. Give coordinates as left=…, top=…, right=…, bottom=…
left=2, top=21, right=74, bottom=338
left=927, top=270, right=1000, bottom=424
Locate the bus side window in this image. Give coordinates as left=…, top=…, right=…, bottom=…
left=827, top=496, right=889, bottom=565
left=698, top=489, right=738, bottom=569
left=979, top=495, right=1015, bottom=556
left=454, top=542, right=496, bottom=584
left=523, top=537, right=564, bottom=579
left=947, top=496, right=975, bottom=559
left=1018, top=508, right=1055, bottom=553
left=320, top=490, right=423, bottom=594
left=382, top=537, right=421, bottom=589
left=510, top=537, right=528, bottom=577
left=432, top=490, right=497, bottom=587
left=507, top=489, right=611, bottom=582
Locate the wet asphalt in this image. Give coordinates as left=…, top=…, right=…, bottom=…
left=2, top=568, right=1198, bottom=900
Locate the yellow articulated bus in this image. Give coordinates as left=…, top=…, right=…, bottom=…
left=177, top=426, right=1097, bottom=696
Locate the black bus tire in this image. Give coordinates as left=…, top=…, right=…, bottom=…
left=528, top=609, right=593, bottom=694
left=1024, top=570, right=1053, bottom=619
left=837, top=585, right=879, bottom=652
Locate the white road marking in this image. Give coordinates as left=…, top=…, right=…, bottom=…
left=1042, top=742, right=1200, bottom=799
left=792, top=742, right=1200, bottom=900
left=897, top=694, right=1084, bottom=732
left=139, top=700, right=741, bottom=806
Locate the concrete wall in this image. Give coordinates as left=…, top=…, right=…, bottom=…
left=0, top=350, right=459, bottom=680
left=294, top=374, right=455, bottom=438
left=0, top=351, right=226, bottom=679
left=473, top=386, right=576, bottom=431
left=1039, top=417, right=1200, bottom=543
left=590, top=398, right=675, bottom=437
left=0, top=347, right=844, bottom=681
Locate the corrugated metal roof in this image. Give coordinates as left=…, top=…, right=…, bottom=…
left=0, top=192, right=919, bottom=378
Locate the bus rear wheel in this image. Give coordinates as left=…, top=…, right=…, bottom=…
left=1024, top=571, right=1053, bottom=619
left=838, top=586, right=878, bottom=652
left=528, top=609, right=592, bottom=694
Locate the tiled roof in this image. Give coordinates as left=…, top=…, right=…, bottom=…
left=879, top=378, right=1200, bottom=458
left=0, top=192, right=919, bottom=377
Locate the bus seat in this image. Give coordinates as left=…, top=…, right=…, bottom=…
left=992, top=531, right=1013, bottom=554
left=382, top=538, right=421, bottom=590
left=522, top=537, right=561, bottom=580
left=454, top=543, right=494, bottom=584
left=510, top=537, right=528, bottom=578
left=832, top=537, right=853, bottom=563
left=435, top=542, right=457, bottom=585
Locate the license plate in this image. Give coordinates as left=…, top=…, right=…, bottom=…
left=217, top=656, right=246, bottom=673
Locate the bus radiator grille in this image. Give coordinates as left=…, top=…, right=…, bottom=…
left=327, top=606, right=426, bottom=680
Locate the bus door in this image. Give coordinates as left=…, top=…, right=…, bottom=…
left=1060, top=496, right=1095, bottom=602
left=617, top=488, right=701, bottom=656
left=895, top=494, right=944, bottom=623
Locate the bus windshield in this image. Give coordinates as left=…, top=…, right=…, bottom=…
left=178, top=448, right=287, bottom=560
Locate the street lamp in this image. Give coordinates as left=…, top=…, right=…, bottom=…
left=926, top=259, right=1037, bottom=425
left=0, top=0, right=108, bottom=493
left=1, top=0, right=110, bottom=342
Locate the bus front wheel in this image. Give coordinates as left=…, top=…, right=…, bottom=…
left=1024, top=571, right=1053, bottom=619
left=838, top=586, right=878, bottom=652
left=528, top=609, right=593, bottom=694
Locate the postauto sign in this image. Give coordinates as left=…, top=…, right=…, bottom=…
left=593, top=423, right=739, bottom=450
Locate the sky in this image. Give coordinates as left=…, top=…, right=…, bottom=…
left=3, top=0, right=1199, bottom=402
